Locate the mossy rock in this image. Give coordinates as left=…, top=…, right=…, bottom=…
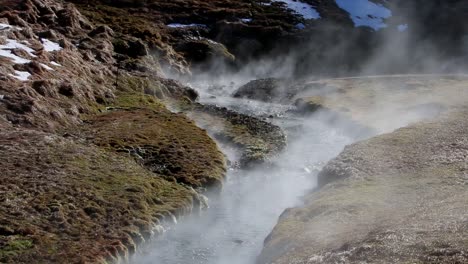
left=183, top=103, right=286, bottom=167
left=0, top=129, right=197, bottom=263
left=294, top=95, right=327, bottom=113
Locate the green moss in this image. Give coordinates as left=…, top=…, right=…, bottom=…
left=0, top=130, right=200, bottom=263
left=0, top=237, right=34, bottom=259
left=113, top=92, right=164, bottom=109
left=80, top=109, right=226, bottom=190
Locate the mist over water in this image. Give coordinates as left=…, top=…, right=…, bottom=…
left=132, top=72, right=456, bottom=264
left=133, top=1, right=468, bottom=262
left=131, top=79, right=365, bottom=264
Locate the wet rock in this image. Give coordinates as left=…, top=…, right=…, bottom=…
left=233, top=78, right=286, bottom=103
left=185, top=103, right=286, bottom=167
left=294, top=96, right=326, bottom=113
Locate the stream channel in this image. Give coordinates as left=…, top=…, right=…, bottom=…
left=132, top=82, right=365, bottom=264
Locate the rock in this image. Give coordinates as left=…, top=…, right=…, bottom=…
left=89, top=25, right=114, bottom=38
left=113, top=36, right=148, bottom=58
left=212, top=20, right=287, bottom=60
left=174, top=38, right=235, bottom=66
left=233, top=78, right=287, bottom=103
left=184, top=103, right=286, bottom=167
left=294, top=96, right=326, bottom=113
left=55, top=5, right=92, bottom=31
left=36, top=30, right=59, bottom=41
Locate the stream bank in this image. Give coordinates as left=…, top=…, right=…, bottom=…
left=133, top=75, right=468, bottom=264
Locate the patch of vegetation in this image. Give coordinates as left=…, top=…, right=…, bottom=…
left=81, top=108, right=226, bottom=191
left=0, top=130, right=198, bottom=263
left=0, top=237, right=34, bottom=261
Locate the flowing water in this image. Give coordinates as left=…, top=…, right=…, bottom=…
left=132, top=84, right=362, bottom=264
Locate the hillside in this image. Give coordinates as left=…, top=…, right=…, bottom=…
left=1, top=0, right=467, bottom=263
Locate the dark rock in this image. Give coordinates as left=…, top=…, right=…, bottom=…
left=89, top=25, right=114, bottom=37
left=37, top=29, right=59, bottom=41
left=58, top=83, right=75, bottom=97
left=174, top=38, right=235, bottom=65
left=113, top=36, right=148, bottom=58
left=233, top=78, right=286, bottom=103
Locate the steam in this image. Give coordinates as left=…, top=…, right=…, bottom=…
left=133, top=1, right=467, bottom=263
left=132, top=100, right=358, bottom=264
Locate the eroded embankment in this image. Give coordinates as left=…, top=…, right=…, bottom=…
left=257, top=76, right=468, bottom=264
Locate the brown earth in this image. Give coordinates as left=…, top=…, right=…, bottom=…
left=0, top=0, right=229, bottom=262
left=0, top=1, right=291, bottom=262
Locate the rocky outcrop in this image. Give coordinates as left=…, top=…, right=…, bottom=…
left=233, top=78, right=288, bottom=103
left=184, top=103, right=287, bottom=168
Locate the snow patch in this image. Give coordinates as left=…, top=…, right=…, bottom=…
left=41, top=38, right=62, bottom=52
left=271, top=0, right=320, bottom=20
left=9, top=70, right=31, bottom=81
left=40, top=63, right=54, bottom=71
left=296, top=23, right=306, bottom=30
left=50, top=61, right=62, bottom=67
left=0, top=49, right=31, bottom=64
left=398, top=24, right=408, bottom=32
left=1, top=39, right=36, bottom=57
left=335, top=0, right=392, bottom=30
left=0, top=23, right=14, bottom=30
left=240, top=18, right=252, bottom=23
left=166, top=23, right=207, bottom=28
left=0, top=38, right=37, bottom=64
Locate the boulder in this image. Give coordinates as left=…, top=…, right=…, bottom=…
left=112, top=36, right=148, bottom=58
left=174, top=38, right=235, bottom=65
left=233, top=78, right=286, bottom=103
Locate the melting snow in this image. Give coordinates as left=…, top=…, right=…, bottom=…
left=398, top=24, right=408, bottom=32
left=296, top=23, right=306, bottom=30
left=271, top=0, right=321, bottom=20
left=1, top=39, right=36, bottom=57
left=50, top=61, right=62, bottom=66
left=9, top=70, right=31, bottom=81
left=335, top=0, right=392, bottom=30
left=0, top=23, right=14, bottom=30
left=41, top=38, right=62, bottom=52
left=167, top=23, right=207, bottom=28
left=0, top=39, right=36, bottom=64
left=0, top=49, right=31, bottom=64
left=40, top=63, right=54, bottom=71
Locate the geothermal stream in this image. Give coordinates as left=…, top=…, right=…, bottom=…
left=130, top=79, right=371, bottom=264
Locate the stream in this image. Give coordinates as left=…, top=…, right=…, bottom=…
left=132, top=83, right=363, bottom=264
